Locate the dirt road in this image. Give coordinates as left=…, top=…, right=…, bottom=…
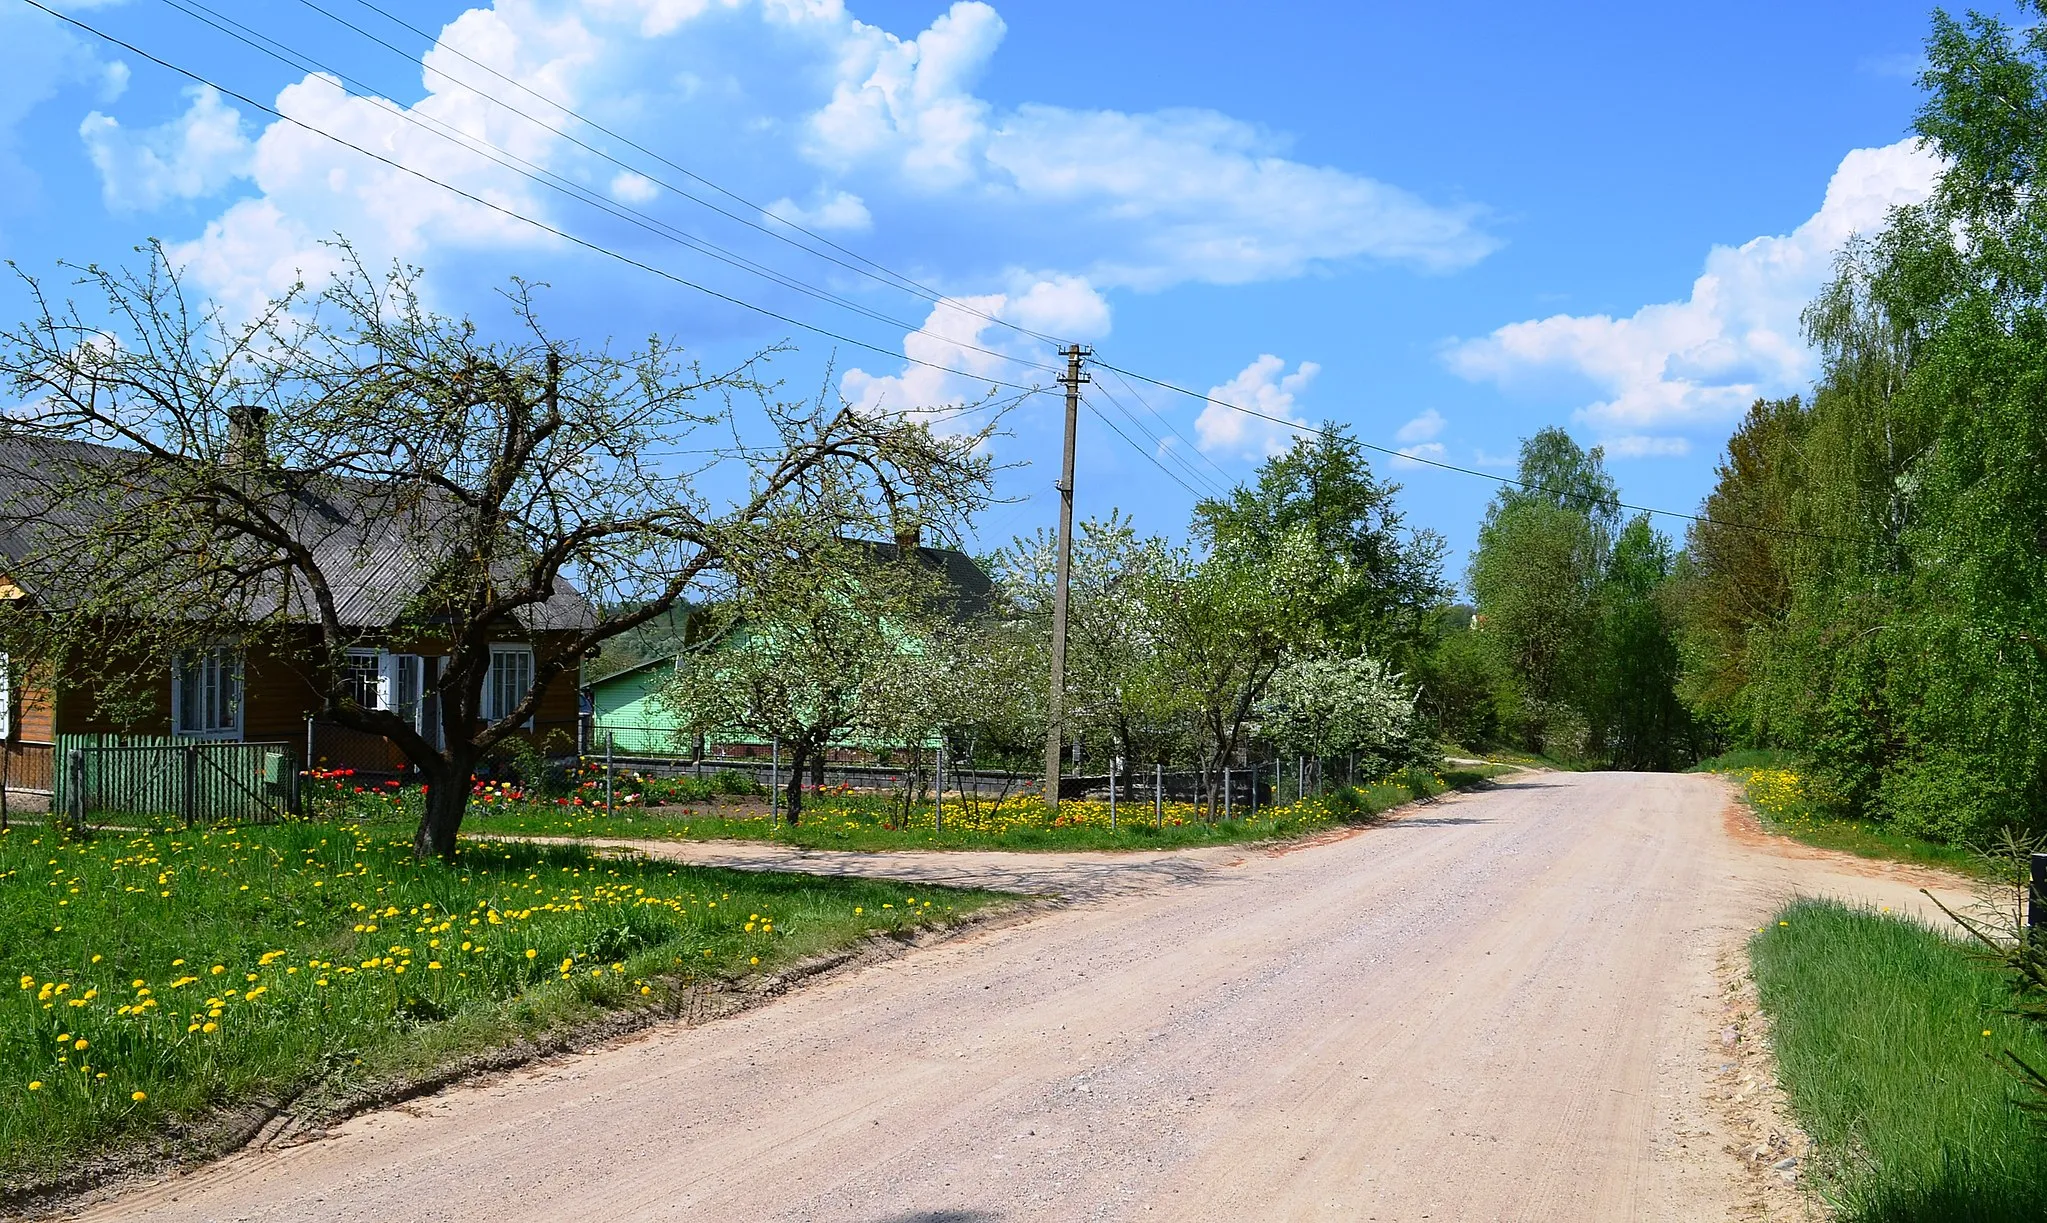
left=80, top=772, right=1978, bottom=1222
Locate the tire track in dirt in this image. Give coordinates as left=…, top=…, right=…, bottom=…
left=75, top=772, right=1973, bottom=1222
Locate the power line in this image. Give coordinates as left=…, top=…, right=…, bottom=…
left=1082, top=384, right=1229, bottom=499
left=27, top=0, right=1049, bottom=398
left=308, top=0, right=1075, bottom=351
left=1099, top=364, right=1238, bottom=489
left=152, top=0, right=1064, bottom=381
left=1093, top=358, right=1865, bottom=543
left=1077, top=393, right=1203, bottom=499
left=40, top=0, right=1845, bottom=546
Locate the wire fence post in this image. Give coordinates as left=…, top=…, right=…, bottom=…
left=1108, top=755, right=1117, bottom=831
left=2031, top=853, right=2046, bottom=948
left=770, top=737, right=780, bottom=828
left=605, top=730, right=614, bottom=818
left=66, top=748, right=86, bottom=834
left=305, top=714, right=314, bottom=772
left=935, top=739, right=944, bottom=832
left=1224, top=767, right=1232, bottom=821
left=1275, top=758, right=1282, bottom=808
left=1155, top=763, right=1163, bottom=829
left=181, top=742, right=198, bottom=828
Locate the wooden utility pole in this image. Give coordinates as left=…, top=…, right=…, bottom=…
left=1044, top=343, right=1090, bottom=812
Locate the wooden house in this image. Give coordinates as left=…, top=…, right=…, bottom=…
left=0, top=436, right=592, bottom=794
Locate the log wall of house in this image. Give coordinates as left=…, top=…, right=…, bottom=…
left=2, top=678, right=57, bottom=794
left=53, top=647, right=171, bottom=737
left=242, top=645, right=323, bottom=744
left=32, top=631, right=582, bottom=761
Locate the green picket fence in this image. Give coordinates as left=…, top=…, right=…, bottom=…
left=52, top=735, right=300, bottom=825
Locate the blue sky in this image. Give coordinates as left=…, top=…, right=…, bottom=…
left=0, top=0, right=1989, bottom=581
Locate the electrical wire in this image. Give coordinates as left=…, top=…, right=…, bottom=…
left=1077, top=393, right=1204, bottom=499
left=25, top=0, right=1051, bottom=398
left=1099, top=364, right=1238, bottom=490
left=309, top=0, right=1076, bottom=351
left=152, top=0, right=1065, bottom=380
left=1093, top=358, right=1866, bottom=543
left=37, top=0, right=1851, bottom=544
left=1084, top=380, right=1231, bottom=499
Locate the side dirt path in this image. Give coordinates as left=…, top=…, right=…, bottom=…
left=74, top=772, right=1984, bottom=1222
left=515, top=836, right=1255, bottom=900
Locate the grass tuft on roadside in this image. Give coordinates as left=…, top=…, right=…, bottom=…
left=1751, top=898, right=2047, bottom=1222
left=0, top=821, right=1004, bottom=1196
left=451, top=766, right=1509, bottom=851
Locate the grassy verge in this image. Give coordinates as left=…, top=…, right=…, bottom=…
left=1701, top=755, right=1995, bottom=881
left=1752, top=899, right=2047, bottom=1222
left=451, top=765, right=1511, bottom=851
left=0, top=821, right=1006, bottom=1196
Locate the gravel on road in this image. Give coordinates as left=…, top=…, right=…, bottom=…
left=79, top=771, right=1974, bottom=1222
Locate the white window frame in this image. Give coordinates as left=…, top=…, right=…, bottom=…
left=344, top=649, right=385, bottom=712
left=171, top=647, right=244, bottom=740
left=389, top=654, right=423, bottom=731
left=486, top=644, right=536, bottom=728
left=0, top=651, right=11, bottom=740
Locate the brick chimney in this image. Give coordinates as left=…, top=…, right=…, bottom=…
left=225, top=404, right=268, bottom=469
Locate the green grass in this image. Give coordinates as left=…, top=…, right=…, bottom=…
left=1699, top=754, right=1998, bottom=881
left=0, top=820, right=1005, bottom=1196
left=451, top=766, right=1510, bottom=851
left=1752, top=899, right=2047, bottom=1222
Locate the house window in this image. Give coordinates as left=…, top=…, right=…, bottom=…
left=344, top=650, right=382, bottom=711
left=393, top=654, right=423, bottom=727
left=173, top=648, right=242, bottom=739
left=486, top=645, right=534, bottom=723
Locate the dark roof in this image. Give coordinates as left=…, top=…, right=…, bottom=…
left=583, top=653, right=680, bottom=691
left=843, top=537, right=996, bottom=622
left=0, top=434, right=594, bottom=632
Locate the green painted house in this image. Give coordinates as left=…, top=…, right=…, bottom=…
left=582, top=539, right=994, bottom=758
left=583, top=654, right=690, bottom=755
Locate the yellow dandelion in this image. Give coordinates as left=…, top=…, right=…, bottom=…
left=131, top=1091, right=146, bottom=1102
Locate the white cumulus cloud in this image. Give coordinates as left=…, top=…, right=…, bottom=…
left=1389, top=409, right=1447, bottom=466
left=80, top=86, right=253, bottom=213
left=765, top=189, right=873, bottom=232
left=609, top=170, right=658, bottom=203
left=1446, top=138, right=1942, bottom=439
left=839, top=273, right=1111, bottom=426
left=1194, top=354, right=1317, bottom=458
left=1600, top=434, right=1690, bottom=459
left=157, top=0, right=1493, bottom=319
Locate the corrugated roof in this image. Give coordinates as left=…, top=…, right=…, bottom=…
left=0, top=434, right=595, bottom=632
left=841, top=537, right=996, bottom=622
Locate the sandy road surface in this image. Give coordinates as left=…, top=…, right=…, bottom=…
left=80, top=772, right=1977, bottom=1222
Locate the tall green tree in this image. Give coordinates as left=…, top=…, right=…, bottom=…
left=1194, top=423, right=1447, bottom=665
left=1140, top=525, right=1329, bottom=817
left=1592, top=516, right=1693, bottom=769
left=1465, top=430, right=1611, bottom=755
left=1669, top=2, right=2047, bottom=841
